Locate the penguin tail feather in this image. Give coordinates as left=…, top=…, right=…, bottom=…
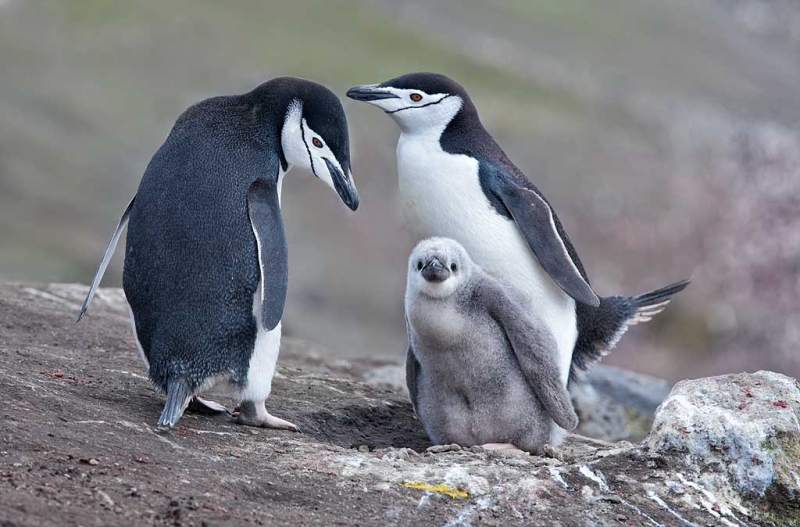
left=569, top=278, right=690, bottom=385
left=158, top=378, right=193, bottom=428
left=629, top=278, right=691, bottom=325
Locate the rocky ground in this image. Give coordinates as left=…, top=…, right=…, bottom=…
left=0, top=283, right=798, bottom=526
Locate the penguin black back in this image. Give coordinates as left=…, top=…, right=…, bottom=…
left=124, top=89, right=277, bottom=390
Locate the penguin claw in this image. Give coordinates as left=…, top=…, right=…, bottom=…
left=235, top=413, right=300, bottom=432
left=233, top=401, right=300, bottom=432
left=186, top=396, right=232, bottom=416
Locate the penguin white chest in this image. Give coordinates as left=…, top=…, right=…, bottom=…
left=397, top=133, right=577, bottom=386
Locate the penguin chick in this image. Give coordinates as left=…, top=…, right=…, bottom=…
left=76, top=77, right=359, bottom=429
left=405, top=237, right=578, bottom=453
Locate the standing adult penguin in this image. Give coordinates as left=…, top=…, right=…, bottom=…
left=77, top=77, right=359, bottom=429
left=347, top=73, right=688, bottom=396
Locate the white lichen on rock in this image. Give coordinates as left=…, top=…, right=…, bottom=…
left=646, top=370, right=800, bottom=505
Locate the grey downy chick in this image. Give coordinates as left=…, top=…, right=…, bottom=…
left=405, top=237, right=578, bottom=453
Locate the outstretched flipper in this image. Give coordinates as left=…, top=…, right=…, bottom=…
left=483, top=165, right=598, bottom=307
left=247, top=179, right=288, bottom=331
left=482, top=279, right=579, bottom=431
left=75, top=195, right=136, bottom=323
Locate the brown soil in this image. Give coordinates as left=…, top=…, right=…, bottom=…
left=0, top=284, right=780, bottom=526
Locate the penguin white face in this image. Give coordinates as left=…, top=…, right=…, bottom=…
left=281, top=100, right=359, bottom=211
left=407, top=237, right=473, bottom=299
left=348, top=72, right=472, bottom=135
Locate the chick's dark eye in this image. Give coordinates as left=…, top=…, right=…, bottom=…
left=450, top=263, right=458, bottom=272
left=416, top=261, right=423, bottom=271
left=312, top=137, right=323, bottom=148
left=410, top=93, right=423, bottom=102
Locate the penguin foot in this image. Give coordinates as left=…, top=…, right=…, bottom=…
left=542, top=443, right=570, bottom=462
left=480, top=443, right=520, bottom=451
left=186, top=396, right=232, bottom=416
left=234, top=400, right=300, bottom=432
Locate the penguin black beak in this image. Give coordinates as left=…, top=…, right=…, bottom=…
left=421, top=257, right=449, bottom=283
left=346, top=85, right=399, bottom=102
left=324, top=158, right=359, bottom=211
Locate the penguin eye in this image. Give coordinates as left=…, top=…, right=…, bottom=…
left=450, top=263, right=458, bottom=272
left=416, top=261, right=423, bottom=271
left=312, top=137, right=324, bottom=148
left=410, top=93, right=423, bottom=102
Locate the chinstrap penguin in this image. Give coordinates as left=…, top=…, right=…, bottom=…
left=77, top=77, right=359, bottom=429
left=405, top=237, right=578, bottom=452
left=348, top=72, right=689, bottom=388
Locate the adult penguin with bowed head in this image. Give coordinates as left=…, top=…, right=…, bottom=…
left=77, top=77, right=359, bottom=429
left=348, top=73, right=688, bottom=431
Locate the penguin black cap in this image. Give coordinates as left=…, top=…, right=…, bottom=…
left=379, top=72, right=470, bottom=99
left=252, top=77, right=353, bottom=178
left=347, top=72, right=472, bottom=107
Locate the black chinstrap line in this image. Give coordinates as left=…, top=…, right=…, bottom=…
left=385, top=93, right=454, bottom=114
left=299, top=119, right=319, bottom=179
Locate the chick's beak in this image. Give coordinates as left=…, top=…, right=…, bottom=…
left=421, top=257, right=449, bottom=283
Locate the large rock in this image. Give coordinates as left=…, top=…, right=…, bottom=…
left=648, top=371, right=800, bottom=518
left=572, top=365, right=671, bottom=442
left=0, top=283, right=797, bottom=526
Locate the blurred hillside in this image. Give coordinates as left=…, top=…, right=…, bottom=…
left=1, top=0, right=798, bottom=381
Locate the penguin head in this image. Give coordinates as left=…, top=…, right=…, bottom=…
left=408, top=237, right=473, bottom=299
left=347, top=72, right=469, bottom=134
left=276, top=78, right=359, bottom=211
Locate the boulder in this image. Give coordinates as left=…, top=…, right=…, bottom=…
left=648, top=371, right=800, bottom=520
left=572, top=365, right=671, bottom=442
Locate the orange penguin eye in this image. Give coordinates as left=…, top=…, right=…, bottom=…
left=312, top=137, right=323, bottom=148
left=410, top=93, right=423, bottom=102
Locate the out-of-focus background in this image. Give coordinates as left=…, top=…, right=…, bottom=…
left=1, top=0, right=798, bottom=382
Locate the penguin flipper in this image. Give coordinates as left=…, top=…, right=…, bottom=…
left=405, top=344, right=421, bottom=414
left=75, top=194, right=136, bottom=324
left=404, top=313, right=421, bottom=414
left=482, top=279, right=579, bottom=431
left=247, top=178, right=288, bottom=331
left=488, top=173, right=598, bottom=307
